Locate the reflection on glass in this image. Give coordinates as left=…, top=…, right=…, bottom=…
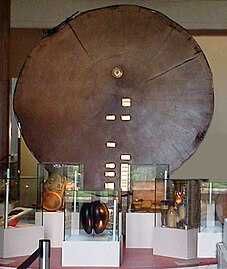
left=0, top=177, right=43, bottom=228
left=201, top=181, right=227, bottom=233
left=129, top=164, right=169, bottom=212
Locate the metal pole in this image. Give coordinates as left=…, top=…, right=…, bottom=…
left=112, top=199, right=117, bottom=241
left=39, top=239, right=51, bottom=269
left=163, top=170, right=168, bottom=200
left=4, top=168, right=10, bottom=228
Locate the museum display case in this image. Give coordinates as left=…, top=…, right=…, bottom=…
left=64, top=189, right=120, bottom=241
left=200, top=181, right=227, bottom=228
left=0, top=176, right=43, bottom=228
left=36, top=163, right=84, bottom=247
left=37, top=162, right=84, bottom=212
left=62, top=189, right=122, bottom=267
left=125, top=164, right=168, bottom=248
left=198, top=181, right=227, bottom=258
left=0, top=162, right=19, bottom=214
left=153, top=178, right=207, bottom=259
left=154, top=178, right=207, bottom=229
left=128, top=164, right=169, bottom=212
left=0, top=176, right=44, bottom=258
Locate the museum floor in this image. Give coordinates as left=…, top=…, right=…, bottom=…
left=0, top=247, right=217, bottom=269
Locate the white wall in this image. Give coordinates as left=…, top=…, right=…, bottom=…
left=11, top=0, right=227, bottom=29
left=172, top=36, right=227, bottom=181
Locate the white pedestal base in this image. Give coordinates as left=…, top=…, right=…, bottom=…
left=198, top=231, right=222, bottom=258
left=153, top=227, right=198, bottom=259
left=36, top=211, right=64, bottom=247
left=0, top=225, right=44, bottom=258
left=62, top=236, right=123, bottom=267
left=126, top=212, right=161, bottom=248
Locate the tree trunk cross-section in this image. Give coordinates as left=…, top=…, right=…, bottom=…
left=14, top=5, right=214, bottom=189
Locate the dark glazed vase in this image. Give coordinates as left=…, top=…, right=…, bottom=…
left=92, top=201, right=109, bottom=234
left=80, top=201, right=109, bottom=234
left=80, top=202, right=93, bottom=234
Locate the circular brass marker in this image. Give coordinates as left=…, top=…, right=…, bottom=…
left=112, top=67, right=123, bottom=78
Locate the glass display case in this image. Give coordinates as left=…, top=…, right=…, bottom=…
left=64, top=190, right=119, bottom=241
left=0, top=176, right=43, bottom=228
left=0, top=162, right=20, bottom=213
left=155, top=178, right=207, bottom=230
left=198, top=181, right=227, bottom=258
left=0, top=176, right=44, bottom=258
left=218, top=219, right=227, bottom=266
left=0, top=161, right=19, bottom=179
left=37, top=162, right=83, bottom=211
left=62, top=189, right=121, bottom=266
left=128, top=164, right=169, bottom=212
left=201, top=181, right=227, bottom=229
left=153, top=178, right=207, bottom=259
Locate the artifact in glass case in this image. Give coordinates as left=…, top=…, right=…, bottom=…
left=200, top=181, right=227, bottom=228
left=167, top=203, right=178, bottom=228
left=62, top=190, right=121, bottom=267
left=129, top=164, right=169, bottom=212
left=156, top=178, right=207, bottom=229
left=38, top=162, right=83, bottom=212
left=42, top=172, right=67, bottom=211
left=0, top=176, right=43, bottom=228
left=0, top=175, right=44, bottom=259
left=64, top=190, right=119, bottom=241
left=213, top=183, right=227, bottom=224
left=198, top=182, right=227, bottom=258
left=80, top=201, right=109, bottom=234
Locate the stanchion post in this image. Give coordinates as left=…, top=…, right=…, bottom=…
left=39, top=239, right=51, bottom=269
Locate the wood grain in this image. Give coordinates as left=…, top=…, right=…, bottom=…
left=14, top=5, right=214, bottom=189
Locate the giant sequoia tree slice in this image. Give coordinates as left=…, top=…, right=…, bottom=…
left=14, top=5, right=214, bottom=189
